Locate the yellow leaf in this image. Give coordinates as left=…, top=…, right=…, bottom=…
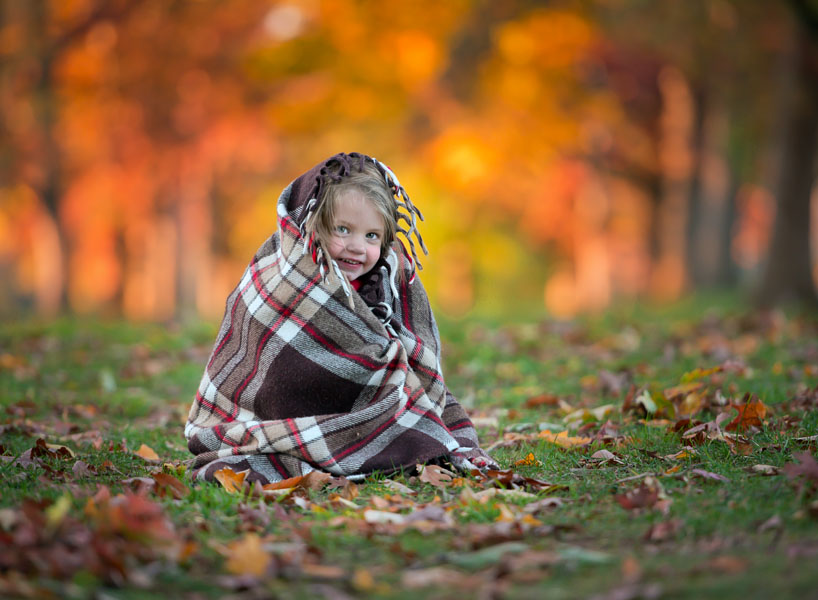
left=46, top=495, right=72, bottom=529
left=45, top=443, right=75, bottom=458
left=214, top=467, right=248, bottom=494
left=663, top=382, right=703, bottom=400
left=352, top=568, right=376, bottom=592
left=225, top=533, right=270, bottom=576
left=680, top=366, right=722, bottom=383
left=538, top=429, right=592, bottom=449
left=134, top=443, right=160, bottom=462
left=678, top=392, right=704, bottom=417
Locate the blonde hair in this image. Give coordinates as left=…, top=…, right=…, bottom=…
left=306, top=161, right=398, bottom=255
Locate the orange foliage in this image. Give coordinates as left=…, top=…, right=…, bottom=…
left=0, top=1, right=792, bottom=319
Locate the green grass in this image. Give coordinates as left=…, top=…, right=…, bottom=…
left=1, top=296, right=818, bottom=599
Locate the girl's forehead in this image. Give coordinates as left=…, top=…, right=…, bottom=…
left=334, top=190, right=383, bottom=220
left=335, top=189, right=372, bottom=207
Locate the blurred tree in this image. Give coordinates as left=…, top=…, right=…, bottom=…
left=757, top=0, right=818, bottom=307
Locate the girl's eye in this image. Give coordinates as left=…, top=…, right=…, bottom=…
left=365, top=232, right=380, bottom=240
left=336, top=225, right=349, bottom=234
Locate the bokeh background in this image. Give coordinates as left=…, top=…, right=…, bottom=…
left=1, top=0, right=817, bottom=322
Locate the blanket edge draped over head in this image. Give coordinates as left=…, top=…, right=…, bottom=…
left=184, top=152, right=496, bottom=484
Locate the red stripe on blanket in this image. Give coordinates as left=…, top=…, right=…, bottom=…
left=195, top=391, right=234, bottom=422
left=287, top=418, right=314, bottom=462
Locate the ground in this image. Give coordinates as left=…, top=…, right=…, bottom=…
left=1, top=294, right=817, bottom=599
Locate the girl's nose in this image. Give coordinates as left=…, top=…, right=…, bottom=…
left=346, top=236, right=365, bottom=253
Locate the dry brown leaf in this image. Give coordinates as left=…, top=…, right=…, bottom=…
left=689, top=469, right=729, bottom=483
left=383, top=479, right=417, bottom=496
left=418, top=464, right=455, bottom=488
left=709, top=555, right=748, bottom=574
left=748, top=464, right=780, bottom=476
left=152, top=472, right=190, bottom=499
left=214, top=467, right=248, bottom=494
left=643, top=518, right=682, bottom=542
left=615, top=478, right=662, bottom=510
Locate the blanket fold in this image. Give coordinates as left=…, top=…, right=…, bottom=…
left=185, top=153, right=495, bottom=483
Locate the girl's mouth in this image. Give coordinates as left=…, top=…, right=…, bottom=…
left=339, top=258, right=361, bottom=266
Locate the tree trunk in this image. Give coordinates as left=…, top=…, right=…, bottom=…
left=756, top=15, right=818, bottom=307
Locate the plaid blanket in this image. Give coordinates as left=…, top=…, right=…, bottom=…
left=185, top=153, right=495, bottom=483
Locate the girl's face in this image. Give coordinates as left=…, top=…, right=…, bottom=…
left=326, top=190, right=384, bottom=281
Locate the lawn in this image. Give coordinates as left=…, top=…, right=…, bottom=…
left=1, top=294, right=817, bottom=599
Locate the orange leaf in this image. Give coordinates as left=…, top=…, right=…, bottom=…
left=725, top=398, right=767, bottom=432
left=262, top=470, right=332, bottom=492
left=263, top=475, right=304, bottom=491
left=538, top=429, right=592, bottom=449
left=214, top=467, right=248, bottom=493
left=225, top=533, right=271, bottom=576
left=524, top=394, right=559, bottom=408
left=514, top=452, right=542, bottom=467
left=134, top=443, right=160, bottom=462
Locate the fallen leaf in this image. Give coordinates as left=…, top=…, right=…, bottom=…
left=748, top=464, right=780, bottom=476
left=152, top=472, right=190, bottom=499
left=121, top=477, right=156, bottom=495
left=757, top=514, right=783, bottom=533
left=523, top=497, right=566, bottom=514
left=538, top=429, right=592, bottom=449
left=689, top=469, right=730, bottom=483
left=402, top=567, right=481, bottom=589
left=214, top=467, right=248, bottom=494
left=134, top=444, right=160, bottom=462
left=383, top=479, right=417, bottom=495
left=418, top=464, right=455, bottom=488
left=725, top=396, right=767, bottom=432
left=363, top=510, right=406, bottom=525
left=709, top=555, right=747, bottom=574
left=782, top=452, right=818, bottom=482
left=663, top=448, right=697, bottom=461
left=225, top=533, right=271, bottom=576
left=643, top=518, right=682, bottom=542
left=71, top=460, right=93, bottom=478
left=615, top=478, right=662, bottom=510
left=351, top=568, right=376, bottom=592
left=663, top=382, right=703, bottom=400
left=45, top=495, right=72, bottom=529
left=514, top=452, right=543, bottom=467
left=680, top=366, right=722, bottom=382
left=524, top=393, right=559, bottom=408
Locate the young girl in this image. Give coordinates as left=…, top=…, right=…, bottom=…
left=185, top=152, right=497, bottom=484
